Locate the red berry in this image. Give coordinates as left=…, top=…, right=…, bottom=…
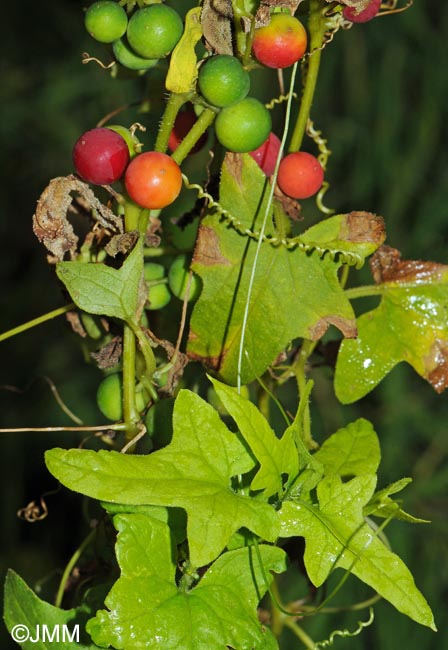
left=249, top=132, right=282, bottom=176
left=252, top=13, right=307, bottom=69
left=343, top=0, right=381, bottom=23
left=124, top=152, right=182, bottom=210
left=73, top=127, right=130, bottom=185
left=168, top=108, right=207, bottom=155
left=277, top=152, right=324, bottom=199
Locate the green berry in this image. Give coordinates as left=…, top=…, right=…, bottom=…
left=198, top=55, right=250, bottom=108
left=112, top=37, right=159, bottom=71
left=126, top=5, right=183, bottom=59
left=168, top=255, right=201, bottom=302
left=96, top=373, right=123, bottom=421
left=85, top=1, right=128, bottom=44
left=214, top=97, right=272, bottom=153
left=144, top=263, right=171, bottom=311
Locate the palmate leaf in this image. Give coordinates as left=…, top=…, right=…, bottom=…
left=279, top=474, right=436, bottom=630
left=313, top=418, right=381, bottom=478
left=335, top=246, right=448, bottom=403
left=3, top=570, right=100, bottom=649
left=87, top=514, right=286, bottom=650
left=188, top=154, right=385, bottom=385
left=211, top=377, right=299, bottom=497
left=56, top=238, right=143, bottom=322
left=45, top=389, right=279, bottom=567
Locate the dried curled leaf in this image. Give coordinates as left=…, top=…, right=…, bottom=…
left=201, top=0, right=233, bottom=54
left=324, top=0, right=372, bottom=9
left=255, top=1, right=303, bottom=28
left=32, top=175, right=123, bottom=261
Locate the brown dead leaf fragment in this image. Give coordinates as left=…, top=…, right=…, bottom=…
left=91, top=337, right=123, bottom=370
left=201, top=0, right=233, bottom=54
left=255, top=1, right=303, bottom=28
left=344, top=211, right=386, bottom=244
left=308, top=314, right=357, bottom=341
left=426, top=339, right=448, bottom=394
left=33, top=175, right=123, bottom=261
left=370, top=245, right=447, bottom=285
left=324, top=0, right=371, bottom=9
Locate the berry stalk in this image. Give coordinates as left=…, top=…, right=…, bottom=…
left=288, top=0, right=328, bottom=153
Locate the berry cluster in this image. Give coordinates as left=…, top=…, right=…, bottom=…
left=85, top=1, right=183, bottom=69
left=76, top=4, right=327, bottom=223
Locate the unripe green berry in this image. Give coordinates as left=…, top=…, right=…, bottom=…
left=85, top=1, right=128, bottom=44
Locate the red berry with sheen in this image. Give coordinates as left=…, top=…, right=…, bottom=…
left=168, top=108, right=207, bottom=155
left=73, top=127, right=130, bottom=185
left=249, top=132, right=282, bottom=176
left=252, top=13, right=307, bottom=69
left=277, top=152, right=324, bottom=199
left=343, top=0, right=381, bottom=23
left=124, top=152, right=182, bottom=210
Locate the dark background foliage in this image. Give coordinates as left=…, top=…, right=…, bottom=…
left=1, top=1, right=447, bottom=647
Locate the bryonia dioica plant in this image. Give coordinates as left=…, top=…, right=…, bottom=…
left=2, top=1, right=442, bottom=648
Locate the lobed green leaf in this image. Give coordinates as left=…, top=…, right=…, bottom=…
left=3, top=570, right=100, bottom=649
left=279, top=474, right=436, bottom=630
left=45, top=389, right=279, bottom=567
left=87, top=513, right=286, bottom=650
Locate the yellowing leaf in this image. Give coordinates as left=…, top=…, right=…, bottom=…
left=166, top=7, right=202, bottom=94
left=336, top=246, right=448, bottom=403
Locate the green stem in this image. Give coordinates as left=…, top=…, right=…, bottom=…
left=283, top=619, right=316, bottom=649
left=122, top=324, right=139, bottom=440
left=154, top=92, right=188, bottom=154
left=232, top=0, right=250, bottom=58
left=344, top=284, right=384, bottom=300
left=55, top=528, right=96, bottom=608
left=171, top=108, right=216, bottom=165
left=0, top=303, right=75, bottom=343
left=293, top=340, right=318, bottom=450
left=288, top=0, right=327, bottom=153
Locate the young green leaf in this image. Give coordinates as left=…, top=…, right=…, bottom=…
left=45, top=389, right=279, bottom=567
left=56, top=238, right=143, bottom=323
left=211, top=377, right=299, bottom=497
left=363, top=478, right=429, bottom=524
left=188, top=154, right=360, bottom=384
left=3, top=570, right=100, bottom=649
left=313, top=418, right=381, bottom=478
left=87, top=513, right=286, bottom=650
left=279, top=474, right=436, bottom=630
left=336, top=247, right=448, bottom=403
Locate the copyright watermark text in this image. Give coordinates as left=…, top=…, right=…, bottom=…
left=11, top=624, right=80, bottom=644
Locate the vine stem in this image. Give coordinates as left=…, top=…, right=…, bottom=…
left=55, top=528, right=96, bottom=608
left=283, top=619, right=316, bottom=649
left=171, top=107, right=216, bottom=165
left=154, top=92, right=187, bottom=154
left=344, top=284, right=384, bottom=300
left=288, top=0, right=328, bottom=153
left=0, top=303, right=75, bottom=343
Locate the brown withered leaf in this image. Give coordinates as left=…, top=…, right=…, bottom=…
left=370, top=245, right=447, bottom=285
left=105, top=231, right=139, bottom=258
left=33, top=175, right=123, bottom=261
left=255, top=1, right=304, bottom=28
left=91, top=336, right=123, bottom=370
left=324, top=0, right=371, bottom=9
left=201, top=0, right=233, bottom=54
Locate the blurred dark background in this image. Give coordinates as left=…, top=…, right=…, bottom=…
left=1, top=0, right=447, bottom=647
